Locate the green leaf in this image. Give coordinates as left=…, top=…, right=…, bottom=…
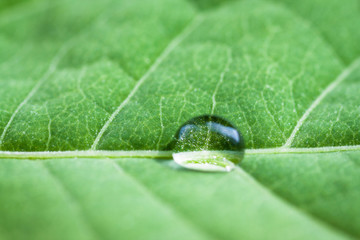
left=0, top=0, right=359, bottom=239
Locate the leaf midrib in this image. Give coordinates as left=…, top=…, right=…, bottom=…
left=1, top=145, right=360, bottom=159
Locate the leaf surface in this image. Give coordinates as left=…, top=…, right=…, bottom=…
left=0, top=0, right=359, bottom=239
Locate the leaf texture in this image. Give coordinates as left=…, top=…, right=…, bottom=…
left=0, top=0, right=360, bottom=239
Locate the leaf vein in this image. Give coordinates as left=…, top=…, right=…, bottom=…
left=40, top=162, right=102, bottom=240
left=0, top=7, right=114, bottom=149
left=90, top=15, right=204, bottom=150
left=235, top=166, right=353, bottom=239
left=283, top=57, right=360, bottom=148
left=112, top=160, right=214, bottom=240
left=210, top=47, right=232, bottom=114
left=0, top=44, right=70, bottom=149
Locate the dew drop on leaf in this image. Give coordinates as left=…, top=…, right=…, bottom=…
left=172, top=115, right=245, bottom=172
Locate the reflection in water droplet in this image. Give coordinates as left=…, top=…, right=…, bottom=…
left=172, top=115, right=245, bottom=172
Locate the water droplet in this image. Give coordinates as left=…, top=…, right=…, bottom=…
left=172, top=115, right=245, bottom=172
